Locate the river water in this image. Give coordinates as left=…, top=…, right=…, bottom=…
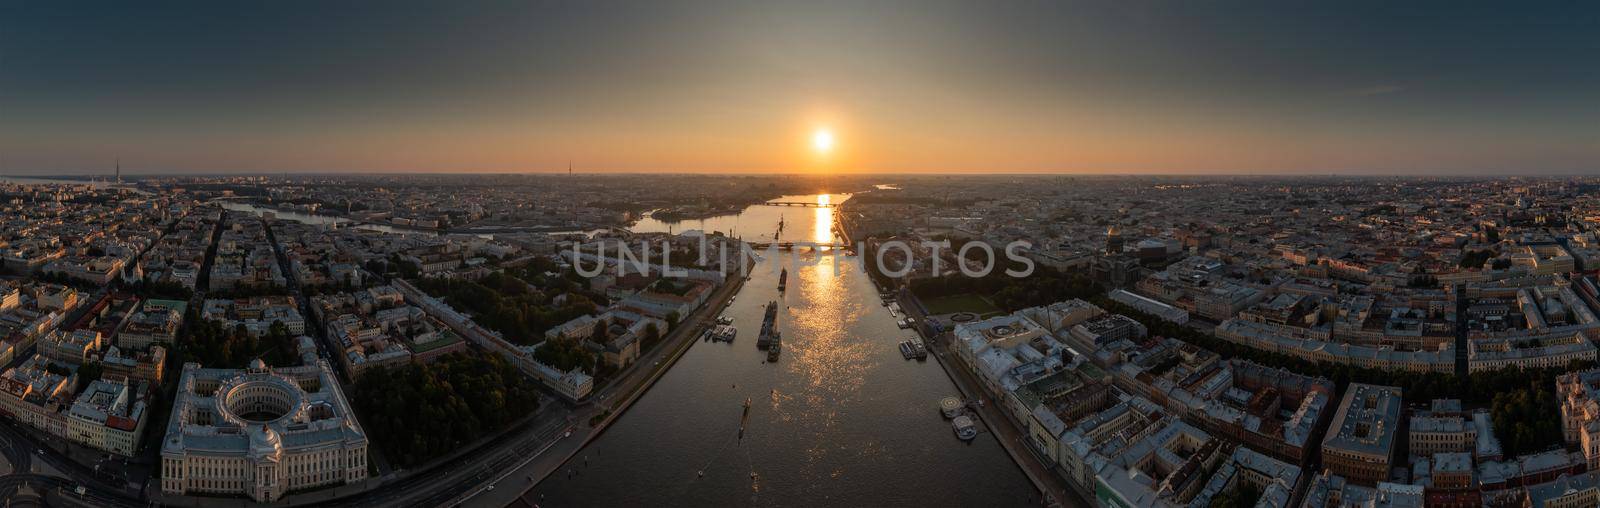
left=525, top=194, right=1035, bottom=506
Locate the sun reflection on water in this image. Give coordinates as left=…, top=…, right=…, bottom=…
left=781, top=249, right=879, bottom=474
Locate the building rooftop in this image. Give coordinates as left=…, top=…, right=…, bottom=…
left=1322, top=383, right=1402, bottom=457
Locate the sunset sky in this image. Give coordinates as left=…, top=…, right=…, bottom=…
left=2, top=1, right=1598, bottom=175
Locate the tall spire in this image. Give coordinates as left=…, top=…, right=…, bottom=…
left=115, top=157, right=121, bottom=184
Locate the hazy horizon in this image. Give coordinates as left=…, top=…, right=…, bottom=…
left=4, top=1, right=1599, bottom=175
left=11, top=168, right=1600, bottom=178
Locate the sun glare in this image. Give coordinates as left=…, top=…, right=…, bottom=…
left=811, top=128, right=835, bottom=154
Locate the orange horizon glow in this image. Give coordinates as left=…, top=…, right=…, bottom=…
left=11, top=95, right=1593, bottom=176
left=7, top=4, right=1600, bottom=176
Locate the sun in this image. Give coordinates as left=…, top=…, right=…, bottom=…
left=811, top=128, right=835, bottom=154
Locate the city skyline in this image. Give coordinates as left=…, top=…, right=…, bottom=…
left=4, top=1, right=1600, bottom=175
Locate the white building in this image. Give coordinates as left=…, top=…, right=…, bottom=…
left=160, top=360, right=368, bottom=502
left=66, top=378, right=150, bottom=456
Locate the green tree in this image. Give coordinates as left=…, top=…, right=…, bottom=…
left=75, top=361, right=104, bottom=393
left=590, top=318, right=609, bottom=343
left=642, top=323, right=662, bottom=351
left=345, top=353, right=541, bottom=468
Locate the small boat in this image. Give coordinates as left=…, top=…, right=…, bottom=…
left=711, top=324, right=738, bottom=342
left=953, top=416, right=978, bottom=441
left=778, top=268, right=788, bottom=293
left=940, top=397, right=963, bottom=419
left=899, top=339, right=928, bottom=360
left=717, top=315, right=733, bottom=325
left=896, top=318, right=912, bottom=329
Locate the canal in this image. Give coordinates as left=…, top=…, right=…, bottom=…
left=525, top=194, right=1036, bottom=506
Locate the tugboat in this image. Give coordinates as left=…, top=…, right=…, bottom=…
left=778, top=268, right=788, bottom=293
left=757, top=301, right=780, bottom=349
left=766, top=334, right=782, bottom=361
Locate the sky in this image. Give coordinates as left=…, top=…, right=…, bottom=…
left=1, top=1, right=1598, bottom=175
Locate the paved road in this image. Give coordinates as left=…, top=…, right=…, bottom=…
left=482, top=273, right=747, bottom=507
left=2, top=232, right=743, bottom=507
left=297, top=271, right=742, bottom=507
left=0, top=421, right=144, bottom=507
left=0, top=473, right=137, bottom=506
left=0, top=423, right=32, bottom=474
left=288, top=408, right=572, bottom=508
left=926, top=337, right=1087, bottom=508
left=900, top=289, right=1086, bottom=508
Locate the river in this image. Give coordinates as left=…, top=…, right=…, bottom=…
left=525, top=194, right=1035, bottom=506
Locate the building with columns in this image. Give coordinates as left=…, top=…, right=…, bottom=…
left=159, top=359, right=368, bottom=502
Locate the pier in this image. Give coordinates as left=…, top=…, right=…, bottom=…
left=763, top=201, right=836, bottom=208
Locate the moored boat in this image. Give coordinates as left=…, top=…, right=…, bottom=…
left=757, top=301, right=780, bottom=349
left=953, top=416, right=978, bottom=441
left=939, top=397, right=963, bottom=419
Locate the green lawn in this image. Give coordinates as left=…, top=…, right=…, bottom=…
left=918, top=293, right=1003, bottom=316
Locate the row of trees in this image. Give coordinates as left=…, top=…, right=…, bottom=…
left=205, top=284, right=290, bottom=299
left=506, top=256, right=612, bottom=306
left=416, top=272, right=597, bottom=344
left=1458, top=249, right=1498, bottom=269
left=347, top=353, right=541, bottom=468
left=1491, top=387, right=1564, bottom=457
left=180, top=316, right=299, bottom=368
left=1094, top=297, right=1586, bottom=457
left=911, top=266, right=1102, bottom=313
left=129, top=279, right=194, bottom=300
left=531, top=337, right=598, bottom=373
